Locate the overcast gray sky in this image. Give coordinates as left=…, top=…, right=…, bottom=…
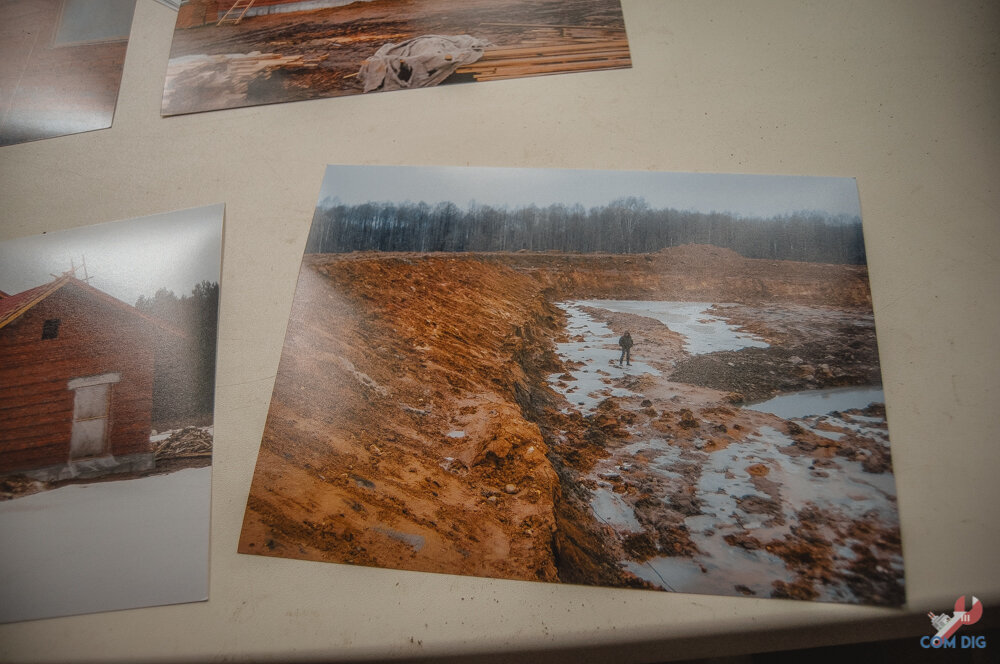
left=318, top=165, right=861, bottom=219
left=0, top=205, right=223, bottom=306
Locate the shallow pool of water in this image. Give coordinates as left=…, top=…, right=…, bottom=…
left=551, top=301, right=899, bottom=602
left=590, top=487, right=643, bottom=532
left=745, top=385, right=885, bottom=419
left=549, top=302, right=661, bottom=413
left=575, top=300, right=769, bottom=355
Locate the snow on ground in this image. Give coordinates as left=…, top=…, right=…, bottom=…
left=745, top=387, right=885, bottom=420
left=620, top=420, right=899, bottom=602
left=549, top=302, right=661, bottom=413
left=550, top=300, right=769, bottom=414
left=574, top=300, right=769, bottom=355
left=0, top=466, right=211, bottom=623
left=551, top=301, right=899, bottom=602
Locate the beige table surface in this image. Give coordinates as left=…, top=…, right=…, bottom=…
left=1, top=1, right=998, bottom=662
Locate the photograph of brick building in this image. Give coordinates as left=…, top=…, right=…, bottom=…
left=0, top=205, right=223, bottom=624
left=0, top=0, right=136, bottom=146
left=0, top=275, right=190, bottom=481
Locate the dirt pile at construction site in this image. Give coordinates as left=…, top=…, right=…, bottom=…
left=239, top=247, right=901, bottom=604
left=487, top=245, right=874, bottom=306
left=239, top=253, right=573, bottom=581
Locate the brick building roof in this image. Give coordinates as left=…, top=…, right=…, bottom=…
left=0, top=276, right=186, bottom=338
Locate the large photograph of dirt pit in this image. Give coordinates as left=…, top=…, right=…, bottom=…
left=0, top=205, right=222, bottom=623
left=239, top=166, right=904, bottom=606
left=162, top=0, right=630, bottom=115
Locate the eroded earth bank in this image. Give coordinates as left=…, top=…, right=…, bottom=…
left=239, top=245, right=903, bottom=605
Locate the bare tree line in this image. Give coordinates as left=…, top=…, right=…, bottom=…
left=307, top=197, right=867, bottom=264
left=135, top=281, right=219, bottom=425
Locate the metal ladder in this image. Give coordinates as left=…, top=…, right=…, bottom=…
left=217, top=0, right=256, bottom=26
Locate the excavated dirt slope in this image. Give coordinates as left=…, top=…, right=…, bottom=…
left=240, top=253, right=572, bottom=582
left=239, top=246, right=901, bottom=603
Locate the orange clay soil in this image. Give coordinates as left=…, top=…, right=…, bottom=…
left=238, top=246, right=895, bottom=598
left=240, top=253, right=579, bottom=582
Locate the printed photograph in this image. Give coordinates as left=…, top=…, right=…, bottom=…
left=239, top=166, right=904, bottom=606
left=0, top=204, right=223, bottom=623
left=0, top=0, right=136, bottom=146
left=162, top=0, right=630, bottom=116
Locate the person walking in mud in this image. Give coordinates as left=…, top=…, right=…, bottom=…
left=618, top=331, right=634, bottom=366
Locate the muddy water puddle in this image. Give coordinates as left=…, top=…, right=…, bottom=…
left=574, top=300, right=769, bottom=354
left=548, top=302, right=661, bottom=413
left=746, top=385, right=886, bottom=419
left=550, top=301, right=901, bottom=603
left=549, top=299, right=767, bottom=413
left=590, top=488, right=643, bottom=531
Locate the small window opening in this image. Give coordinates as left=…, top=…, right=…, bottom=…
left=42, top=318, right=61, bottom=340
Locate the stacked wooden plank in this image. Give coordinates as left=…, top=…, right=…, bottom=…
left=456, top=30, right=630, bottom=81
left=162, top=50, right=327, bottom=112
left=0, top=474, right=48, bottom=501
left=154, top=427, right=213, bottom=460
left=222, top=51, right=325, bottom=77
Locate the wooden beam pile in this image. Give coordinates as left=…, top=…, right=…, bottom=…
left=456, top=37, right=630, bottom=81
left=154, top=427, right=213, bottom=460
left=222, top=51, right=325, bottom=77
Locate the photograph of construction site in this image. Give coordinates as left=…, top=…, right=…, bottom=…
left=239, top=165, right=904, bottom=606
left=162, top=0, right=630, bottom=115
left=0, top=205, right=223, bottom=623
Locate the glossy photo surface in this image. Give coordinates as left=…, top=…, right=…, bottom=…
left=0, top=0, right=135, bottom=146
left=162, top=0, right=630, bottom=115
left=0, top=205, right=223, bottom=623
left=239, top=166, right=904, bottom=606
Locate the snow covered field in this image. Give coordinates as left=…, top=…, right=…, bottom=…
left=0, top=467, right=211, bottom=623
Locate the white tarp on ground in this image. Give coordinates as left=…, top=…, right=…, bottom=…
left=359, top=35, right=489, bottom=92
left=0, top=467, right=211, bottom=623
